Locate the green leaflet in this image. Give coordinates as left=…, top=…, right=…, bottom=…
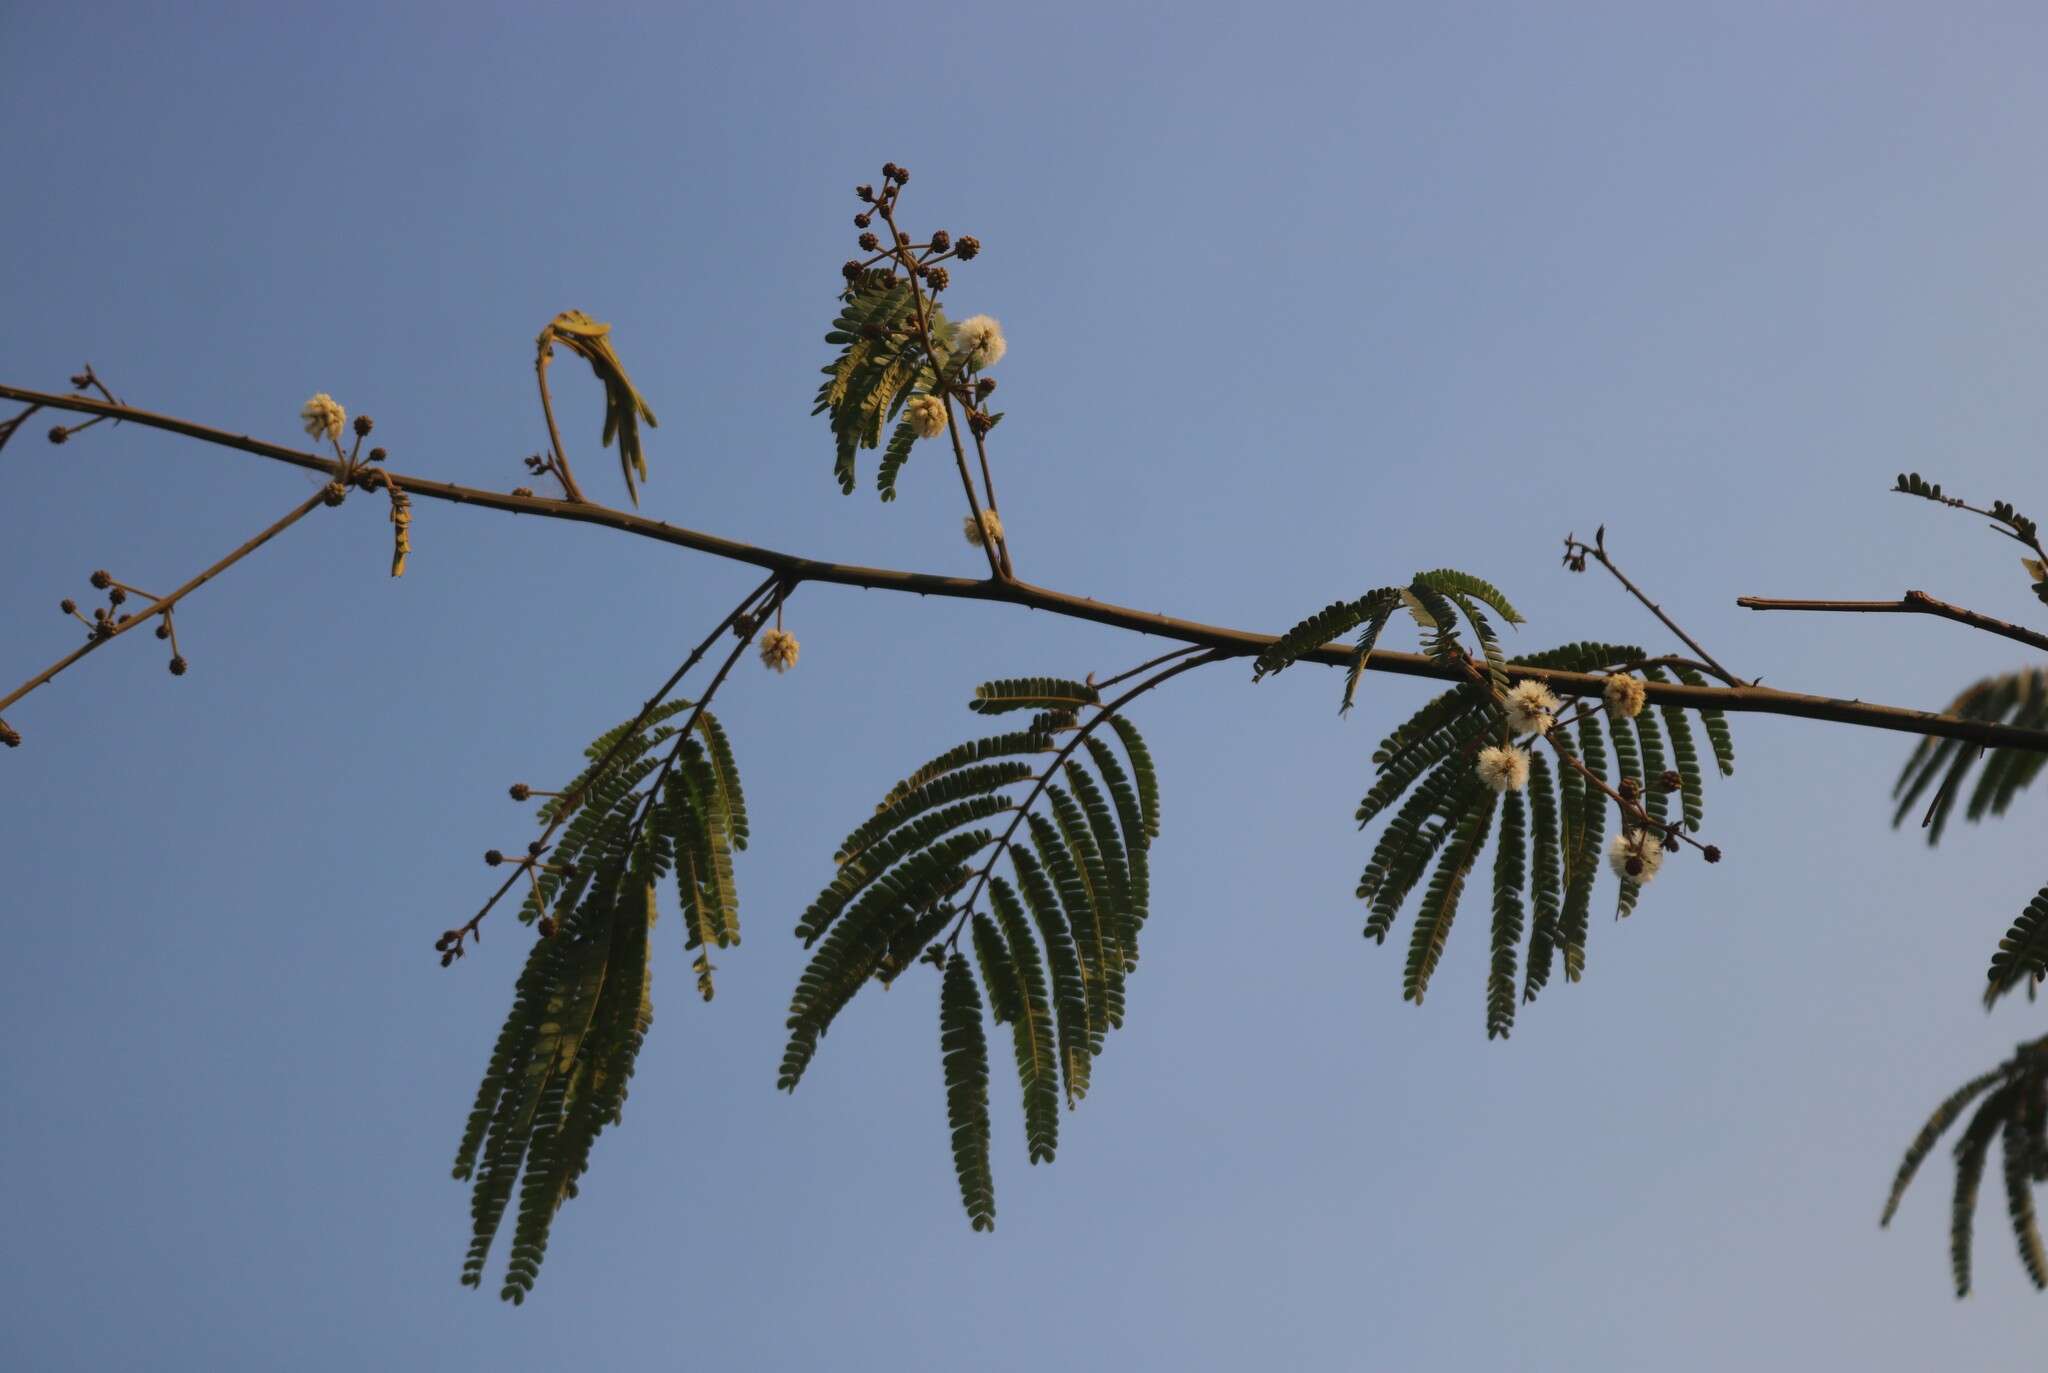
left=834, top=761, right=1034, bottom=870
left=2003, top=1113, right=2048, bottom=1290
left=972, top=911, right=1022, bottom=1025
left=1411, top=568, right=1526, bottom=626
left=779, top=830, right=989, bottom=1091
left=990, top=877, right=1060, bottom=1163
left=1985, top=885, right=2048, bottom=1008
left=1559, top=717, right=1606, bottom=981
left=970, top=676, right=1101, bottom=716
left=1882, top=1068, right=2008, bottom=1227
left=1672, top=665, right=1736, bottom=777
left=1521, top=750, right=1562, bottom=1004
left=1487, top=789, right=1526, bottom=1039
left=1404, top=789, right=1497, bottom=1004
left=940, top=954, right=996, bottom=1232
left=1893, top=667, right=2047, bottom=844
left=1952, top=1085, right=2015, bottom=1297
left=1009, top=843, right=1094, bottom=1106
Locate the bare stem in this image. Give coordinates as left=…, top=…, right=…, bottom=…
left=1567, top=527, right=1742, bottom=685
left=1736, top=592, right=2048, bottom=655
left=534, top=345, right=588, bottom=503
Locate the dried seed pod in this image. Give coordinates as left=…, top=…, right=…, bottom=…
left=167, top=656, right=187, bottom=676
left=484, top=849, right=505, bottom=867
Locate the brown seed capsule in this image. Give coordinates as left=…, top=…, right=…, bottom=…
left=168, top=655, right=187, bottom=676
left=509, top=783, right=532, bottom=801
left=353, top=415, right=374, bottom=437
left=59, top=598, right=77, bottom=615
left=1664, top=833, right=1681, bottom=852
left=882, top=162, right=901, bottom=180
left=858, top=232, right=878, bottom=251
left=856, top=184, right=874, bottom=202
left=485, top=849, right=505, bottom=867
left=440, top=951, right=454, bottom=968
left=368, top=447, right=387, bottom=462
left=842, top=260, right=863, bottom=281
left=929, top=229, right=950, bottom=251
left=154, top=623, right=170, bottom=640
left=108, top=587, right=127, bottom=606
left=954, top=236, right=980, bottom=260
left=1625, top=857, right=1644, bottom=877
left=70, top=372, right=92, bottom=388
left=1660, top=769, right=1683, bottom=793
left=48, top=426, right=68, bottom=444
left=537, top=916, right=558, bottom=939
left=975, top=377, right=996, bottom=399
left=1617, top=777, right=1639, bottom=801
left=511, top=486, right=535, bottom=497
left=1703, top=845, right=1722, bottom=864
left=90, top=569, right=112, bottom=590
left=892, top=165, right=909, bottom=183
left=322, top=481, right=347, bottom=507
left=0, top=722, right=19, bottom=748
left=968, top=411, right=992, bottom=436
left=926, top=266, right=949, bottom=291
left=527, top=840, right=545, bottom=857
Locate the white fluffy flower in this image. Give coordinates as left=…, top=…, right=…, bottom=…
left=1603, top=673, right=1648, bottom=720
left=1503, top=680, right=1561, bottom=736
left=963, top=509, right=1004, bottom=547
left=954, top=314, right=1006, bottom=369
left=300, top=393, right=346, bottom=444
left=1607, top=831, right=1665, bottom=884
left=906, top=393, right=947, bottom=440
left=758, top=627, right=800, bottom=674
left=1475, top=745, right=1530, bottom=793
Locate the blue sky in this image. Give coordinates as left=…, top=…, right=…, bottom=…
left=5, top=2, right=2048, bottom=1367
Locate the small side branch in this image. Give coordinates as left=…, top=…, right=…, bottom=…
left=1737, top=592, right=2048, bottom=655
left=1564, top=526, right=1743, bottom=685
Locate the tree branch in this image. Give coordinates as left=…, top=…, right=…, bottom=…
left=1736, top=592, right=2048, bottom=655
left=8, top=383, right=2048, bottom=755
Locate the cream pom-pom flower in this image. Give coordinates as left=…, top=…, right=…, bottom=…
left=1607, top=831, right=1665, bottom=884
left=905, top=393, right=947, bottom=440
left=963, top=509, right=1004, bottom=547
left=1503, top=680, right=1561, bottom=736
left=954, top=314, right=1006, bottom=369
left=300, top=393, right=346, bottom=444
left=758, top=627, right=800, bottom=674
left=1475, top=744, right=1530, bottom=793
left=1603, top=673, right=1648, bottom=720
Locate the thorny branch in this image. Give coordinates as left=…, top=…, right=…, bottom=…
left=6, top=383, right=2048, bottom=756
left=1737, top=592, right=2048, bottom=656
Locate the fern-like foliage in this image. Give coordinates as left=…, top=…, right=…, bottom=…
left=538, top=311, right=659, bottom=506
left=454, top=700, right=746, bottom=1300
left=1294, top=618, right=1735, bottom=1026
left=1255, top=569, right=1523, bottom=710
left=1893, top=667, right=2048, bottom=845
left=1888, top=666, right=2048, bottom=1004
left=780, top=672, right=1164, bottom=1230
left=1883, top=1037, right=2048, bottom=1296
left=812, top=269, right=962, bottom=496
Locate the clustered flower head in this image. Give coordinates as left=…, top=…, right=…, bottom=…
left=758, top=627, right=800, bottom=674
left=1608, top=831, right=1666, bottom=885
left=1603, top=673, right=1648, bottom=720
left=300, top=393, right=346, bottom=444
left=1503, top=680, right=1561, bottom=736
left=954, top=315, right=1006, bottom=370
left=1475, top=744, right=1530, bottom=793
left=906, top=393, right=948, bottom=440
left=964, top=509, right=1004, bottom=547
